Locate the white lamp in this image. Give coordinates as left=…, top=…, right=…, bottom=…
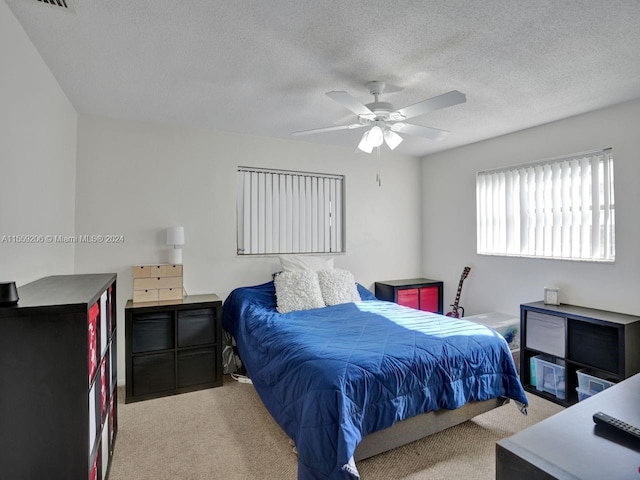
left=166, top=226, right=185, bottom=265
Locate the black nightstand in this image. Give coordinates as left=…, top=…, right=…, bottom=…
left=375, top=278, right=443, bottom=314
left=125, top=294, right=223, bottom=403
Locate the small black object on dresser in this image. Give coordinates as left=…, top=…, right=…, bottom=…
left=592, top=411, right=640, bottom=441
left=0, top=274, right=118, bottom=480
left=0, top=280, right=19, bottom=306
left=125, top=294, right=223, bottom=403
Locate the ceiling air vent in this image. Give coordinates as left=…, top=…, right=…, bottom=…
left=34, top=0, right=76, bottom=13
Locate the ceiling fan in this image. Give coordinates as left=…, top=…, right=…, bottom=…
left=292, top=81, right=466, bottom=153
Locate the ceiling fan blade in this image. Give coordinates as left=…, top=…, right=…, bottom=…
left=390, top=122, right=450, bottom=140
left=291, top=123, right=365, bottom=136
left=326, top=91, right=374, bottom=117
left=395, top=90, right=466, bottom=120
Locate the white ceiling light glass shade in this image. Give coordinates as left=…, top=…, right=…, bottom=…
left=357, top=126, right=385, bottom=153
left=368, top=126, right=384, bottom=147
left=383, top=129, right=403, bottom=150
left=357, top=130, right=374, bottom=153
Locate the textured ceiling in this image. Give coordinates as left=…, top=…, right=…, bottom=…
left=5, top=0, right=640, bottom=157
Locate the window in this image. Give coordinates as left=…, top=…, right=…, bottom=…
left=476, top=149, right=614, bottom=262
left=237, top=167, right=344, bottom=255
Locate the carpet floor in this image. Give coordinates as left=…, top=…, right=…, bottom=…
left=109, top=377, right=562, bottom=479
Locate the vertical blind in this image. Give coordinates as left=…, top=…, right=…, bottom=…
left=476, top=149, right=615, bottom=261
left=237, top=167, right=344, bottom=255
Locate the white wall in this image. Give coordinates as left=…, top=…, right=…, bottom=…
left=74, top=115, right=423, bottom=383
left=0, top=1, right=78, bottom=286
left=421, top=99, right=640, bottom=317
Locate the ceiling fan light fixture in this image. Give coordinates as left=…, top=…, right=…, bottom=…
left=368, top=126, right=384, bottom=147
left=293, top=82, right=466, bottom=154
left=357, top=130, right=375, bottom=153
left=384, top=129, right=403, bottom=150
left=357, top=126, right=384, bottom=153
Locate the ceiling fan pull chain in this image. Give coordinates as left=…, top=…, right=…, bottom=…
left=376, top=146, right=382, bottom=187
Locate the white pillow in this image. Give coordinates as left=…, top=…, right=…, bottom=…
left=274, top=270, right=325, bottom=314
left=279, top=255, right=334, bottom=272
left=317, top=269, right=361, bottom=306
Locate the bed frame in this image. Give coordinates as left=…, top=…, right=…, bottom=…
left=354, top=397, right=510, bottom=461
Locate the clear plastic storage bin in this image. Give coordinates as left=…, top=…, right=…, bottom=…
left=576, top=369, right=616, bottom=394
left=575, top=387, right=594, bottom=402
left=532, top=354, right=566, bottom=400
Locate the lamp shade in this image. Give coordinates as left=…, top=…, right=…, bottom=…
left=166, top=226, right=185, bottom=246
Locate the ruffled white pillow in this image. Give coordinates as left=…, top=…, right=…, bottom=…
left=274, top=270, right=325, bottom=314
left=280, top=255, right=334, bottom=272
left=317, top=269, right=361, bottom=306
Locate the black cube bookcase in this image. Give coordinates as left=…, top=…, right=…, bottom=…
left=125, top=294, right=223, bottom=403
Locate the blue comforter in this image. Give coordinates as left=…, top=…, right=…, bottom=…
left=222, top=282, right=527, bottom=479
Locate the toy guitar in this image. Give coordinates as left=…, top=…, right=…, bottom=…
left=446, top=266, right=471, bottom=318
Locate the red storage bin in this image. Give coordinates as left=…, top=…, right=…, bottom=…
left=397, top=289, right=419, bottom=309
left=419, top=286, right=439, bottom=313
left=88, top=303, right=99, bottom=383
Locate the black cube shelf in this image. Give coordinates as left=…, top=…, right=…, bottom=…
left=125, top=294, right=223, bottom=403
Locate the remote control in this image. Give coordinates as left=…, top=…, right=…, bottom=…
left=593, top=412, right=640, bottom=440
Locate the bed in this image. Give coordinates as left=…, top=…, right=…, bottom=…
left=222, top=279, right=527, bottom=479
